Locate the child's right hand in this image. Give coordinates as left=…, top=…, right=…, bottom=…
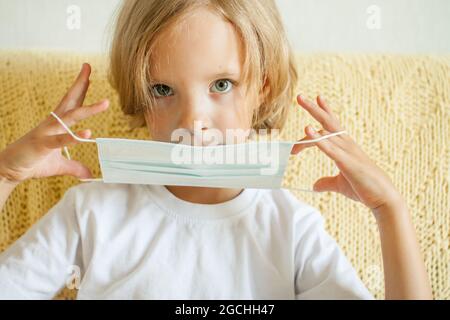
left=0, top=63, right=109, bottom=184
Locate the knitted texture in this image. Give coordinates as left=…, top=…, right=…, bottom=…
left=0, top=51, right=448, bottom=300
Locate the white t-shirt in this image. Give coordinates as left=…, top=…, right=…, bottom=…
left=0, top=182, right=373, bottom=299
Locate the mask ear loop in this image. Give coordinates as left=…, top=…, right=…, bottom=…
left=50, top=112, right=103, bottom=182
left=50, top=112, right=96, bottom=143
left=286, top=130, right=347, bottom=193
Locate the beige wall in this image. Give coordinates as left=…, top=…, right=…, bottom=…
left=0, top=0, right=448, bottom=53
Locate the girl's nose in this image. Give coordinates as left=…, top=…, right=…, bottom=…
left=177, top=97, right=212, bottom=133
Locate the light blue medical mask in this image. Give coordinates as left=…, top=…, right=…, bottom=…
left=50, top=112, right=346, bottom=192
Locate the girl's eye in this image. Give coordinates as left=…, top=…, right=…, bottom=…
left=152, top=84, right=173, bottom=97
left=210, top=79, right=233, bottom=93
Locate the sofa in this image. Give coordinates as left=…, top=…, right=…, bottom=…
left=0, top=51, right=448, bottom=299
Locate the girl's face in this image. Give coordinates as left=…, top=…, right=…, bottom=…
left=144, top=7, right=257, bottom=145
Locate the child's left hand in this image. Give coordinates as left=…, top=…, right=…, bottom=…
left=291, top=94, right=405, bottom=211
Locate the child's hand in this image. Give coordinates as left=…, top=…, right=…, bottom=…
left=0, top=63, right=109, bottom=184
left=291, top=94, right=404, bottom=211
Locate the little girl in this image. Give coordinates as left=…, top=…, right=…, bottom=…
left=0, top=0, right=432, bottom=299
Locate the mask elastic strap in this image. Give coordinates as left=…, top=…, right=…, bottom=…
left=292, top=130, right=347, bottom=144
left=50, top=112, right=97, bottom=143
left=50, top=112, right=103, bottom=182
left=287, top=130, right=346, bottom=192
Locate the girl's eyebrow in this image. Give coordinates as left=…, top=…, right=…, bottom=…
left=211, top=71, right=240, bottom=78
left=150, top=71, right=240, bottom=85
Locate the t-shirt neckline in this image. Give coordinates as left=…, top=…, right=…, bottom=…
left=145, top=184, right=260, bottom=221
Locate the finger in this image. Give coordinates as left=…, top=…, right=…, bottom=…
left=315, top=128, right=352, bottom=152
left=291, top=126, right=321, bottom=154
left=61, top=99, right=109, bottom=127
left=43, top=129, right=91, bottom=149
left=305, top=125, right=347, bottom=160
left=316, top=95, right=357, bottom=144
left=55, top=63, right=91, bottom=114
left=313, top=175, right=340, bottom=192
left=313, top=174, right=360, bottom=201
left=291, top=136, right=315, bottom=154
left=50, top=99, right=109, bottom=130
left=317, top=95, right=346, bottom=130
left=316, top=95, right=333, bottom=114
left=297, top=94, right=344, bottom=132
left=315, top=127, right=366, bottom=159
left=292, top=129, right=348, bottom=155
left=56, top=158, right=93, bottom=179
left=297, top=94, right=328, bottom=125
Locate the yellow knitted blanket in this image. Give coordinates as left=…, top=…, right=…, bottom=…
left=0, top=51, right=448, bottom=300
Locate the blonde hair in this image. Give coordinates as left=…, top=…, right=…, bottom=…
left=109, top=0, right=298, bottom=131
